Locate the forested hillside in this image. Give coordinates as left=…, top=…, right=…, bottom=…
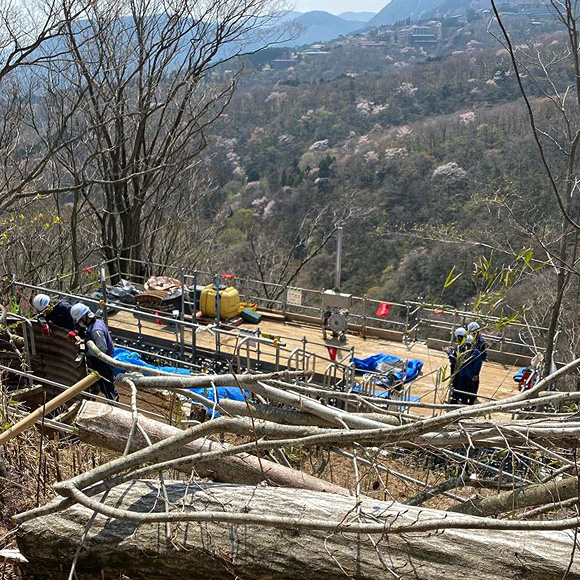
left=201, top=41, right=565, bottom=317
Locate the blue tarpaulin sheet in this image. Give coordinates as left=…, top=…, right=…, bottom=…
left=113, top=348, right=192, bottom=375
left=188, top=385, right=247, bottom=418
left=112, top=348, right=246, bottom=416
left=352, top=353, right=423, bottom=384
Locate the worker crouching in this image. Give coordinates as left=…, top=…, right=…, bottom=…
left=33, top=293, right=75, bottom=334
left=70, top=303, right=119, bottom=402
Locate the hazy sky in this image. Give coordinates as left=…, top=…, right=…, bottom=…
left=292, top=0, right=389, bottom=15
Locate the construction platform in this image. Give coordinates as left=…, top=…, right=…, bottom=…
left=8, top=265, right=543, bottom=410
left=107, top=308, right=522, bottom=406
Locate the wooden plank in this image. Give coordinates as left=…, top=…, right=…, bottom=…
left=0, top=374, right=99, bottom=446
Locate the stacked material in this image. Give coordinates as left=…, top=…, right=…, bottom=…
left=134, top=276, right=187, bottom=312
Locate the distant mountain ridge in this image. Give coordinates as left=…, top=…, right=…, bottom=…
left=367, top=0, right=490, bottom=26
left=281, top=11, right=364, bottom=46
left=338, top=11, right=376, bottom=22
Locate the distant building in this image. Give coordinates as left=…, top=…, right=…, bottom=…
left=397, top=22, right=442, bottom=46
left=300, top=51, right=330, bottom=57
left=352, top=40, right=390, bottom=49
left=448, top=14, right=468, bottom=25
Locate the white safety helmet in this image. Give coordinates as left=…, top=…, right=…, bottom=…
left=454, top=327, right=467, bottom=338
left=467, top=321, right=480, bottom=332
left=465, top=334, right=474, bottom=345
left=70, top=303, right=91, bottom=324
left=33, top=294, right=51, bottom=313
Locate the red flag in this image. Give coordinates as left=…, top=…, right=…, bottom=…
left=327, top=346, right=338, bottom=361
left=376, top=302, right=391, bottom=318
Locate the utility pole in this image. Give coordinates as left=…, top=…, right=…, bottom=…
left=334, top=226, right=343, bottom=292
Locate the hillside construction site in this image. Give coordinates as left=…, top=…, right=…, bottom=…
left=1, top=255, right=579, bottom=580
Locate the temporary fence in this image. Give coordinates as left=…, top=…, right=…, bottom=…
left=8, top=279, right=357, bottom=392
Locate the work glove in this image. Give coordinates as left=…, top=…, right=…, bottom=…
left=41, top=323, right=51, bottom=336
left=67, top=330, right=78, bottom=342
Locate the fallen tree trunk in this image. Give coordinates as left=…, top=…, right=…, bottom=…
left=17, top=480, right=580, bottom=580
left=449, top=474, right=580, bottom=517
left=216, top=398, right=399, bottom=427
left=130, top=373, right=393, bottom=430
left=75, top=401, right=348, bottom=495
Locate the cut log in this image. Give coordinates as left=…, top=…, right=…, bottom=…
left=449, top=475, right=580, bottom=517
left=75, top=401, right=348, bottom=495
left=17, top=480, right=580, bottom=580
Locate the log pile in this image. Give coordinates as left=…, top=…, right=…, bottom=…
left=11, top=359, right=580, bottom=580
left=74, top=401, right=348, bottom=494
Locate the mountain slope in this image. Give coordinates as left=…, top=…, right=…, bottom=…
left=368, top=0, right=447, bottom=26
left=338, top=11, right=376, bottom=22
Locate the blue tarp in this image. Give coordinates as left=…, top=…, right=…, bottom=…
left=112, top=348, right=246, bottom=417
left=113, top=348, right=192, bottom=375
left=350, top=383, right=421, bottom=402
left=352, top=353, right=424, bottom=384
left=188, top=385, right=247, bottom=418
left=513, top=367, right=526, bottom=382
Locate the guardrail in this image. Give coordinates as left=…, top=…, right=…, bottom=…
left=9, top=279, right=358, bottom=391
left=49, top=257, right=550, bottom=355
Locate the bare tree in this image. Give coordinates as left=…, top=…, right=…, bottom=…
left=230, top=189, right=372, bottom=305
left=50, top=0, right=288, bottom=281
left=0, top=0, right=90, bottom=215
left=490, top=0, right=580, bottom=376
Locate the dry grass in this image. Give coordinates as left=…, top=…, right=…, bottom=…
left=0, top=385, right=116, bottom=579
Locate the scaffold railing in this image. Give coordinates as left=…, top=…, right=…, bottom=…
left=11, top=256, right=549, bottom=358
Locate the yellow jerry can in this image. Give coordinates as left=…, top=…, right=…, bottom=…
left=200, top=285, right=240, bottom=320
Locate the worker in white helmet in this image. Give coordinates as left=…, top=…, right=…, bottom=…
left=453, top=334, right=483, bottom=405
left=32, top=293, right=75, bottom=335
left=70, top=303, right=119, bottom=402
left=445, top=327, right=467, bottom=354
left=467, top=321, right=487, bottom=362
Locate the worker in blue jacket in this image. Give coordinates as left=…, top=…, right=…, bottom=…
left=71, top=303, right=119, bottom=401
left=455, top=334, right=483, bottom=405
left=446, top=327, right=467, bottom=404
left=33, top=293, right=75, bottom=333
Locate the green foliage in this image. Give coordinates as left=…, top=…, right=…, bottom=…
left=8, top=296, right=20, bottom=315
left=444, top=265, right=462, bottom=288
left=468, top=249, right=544, bottom=324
